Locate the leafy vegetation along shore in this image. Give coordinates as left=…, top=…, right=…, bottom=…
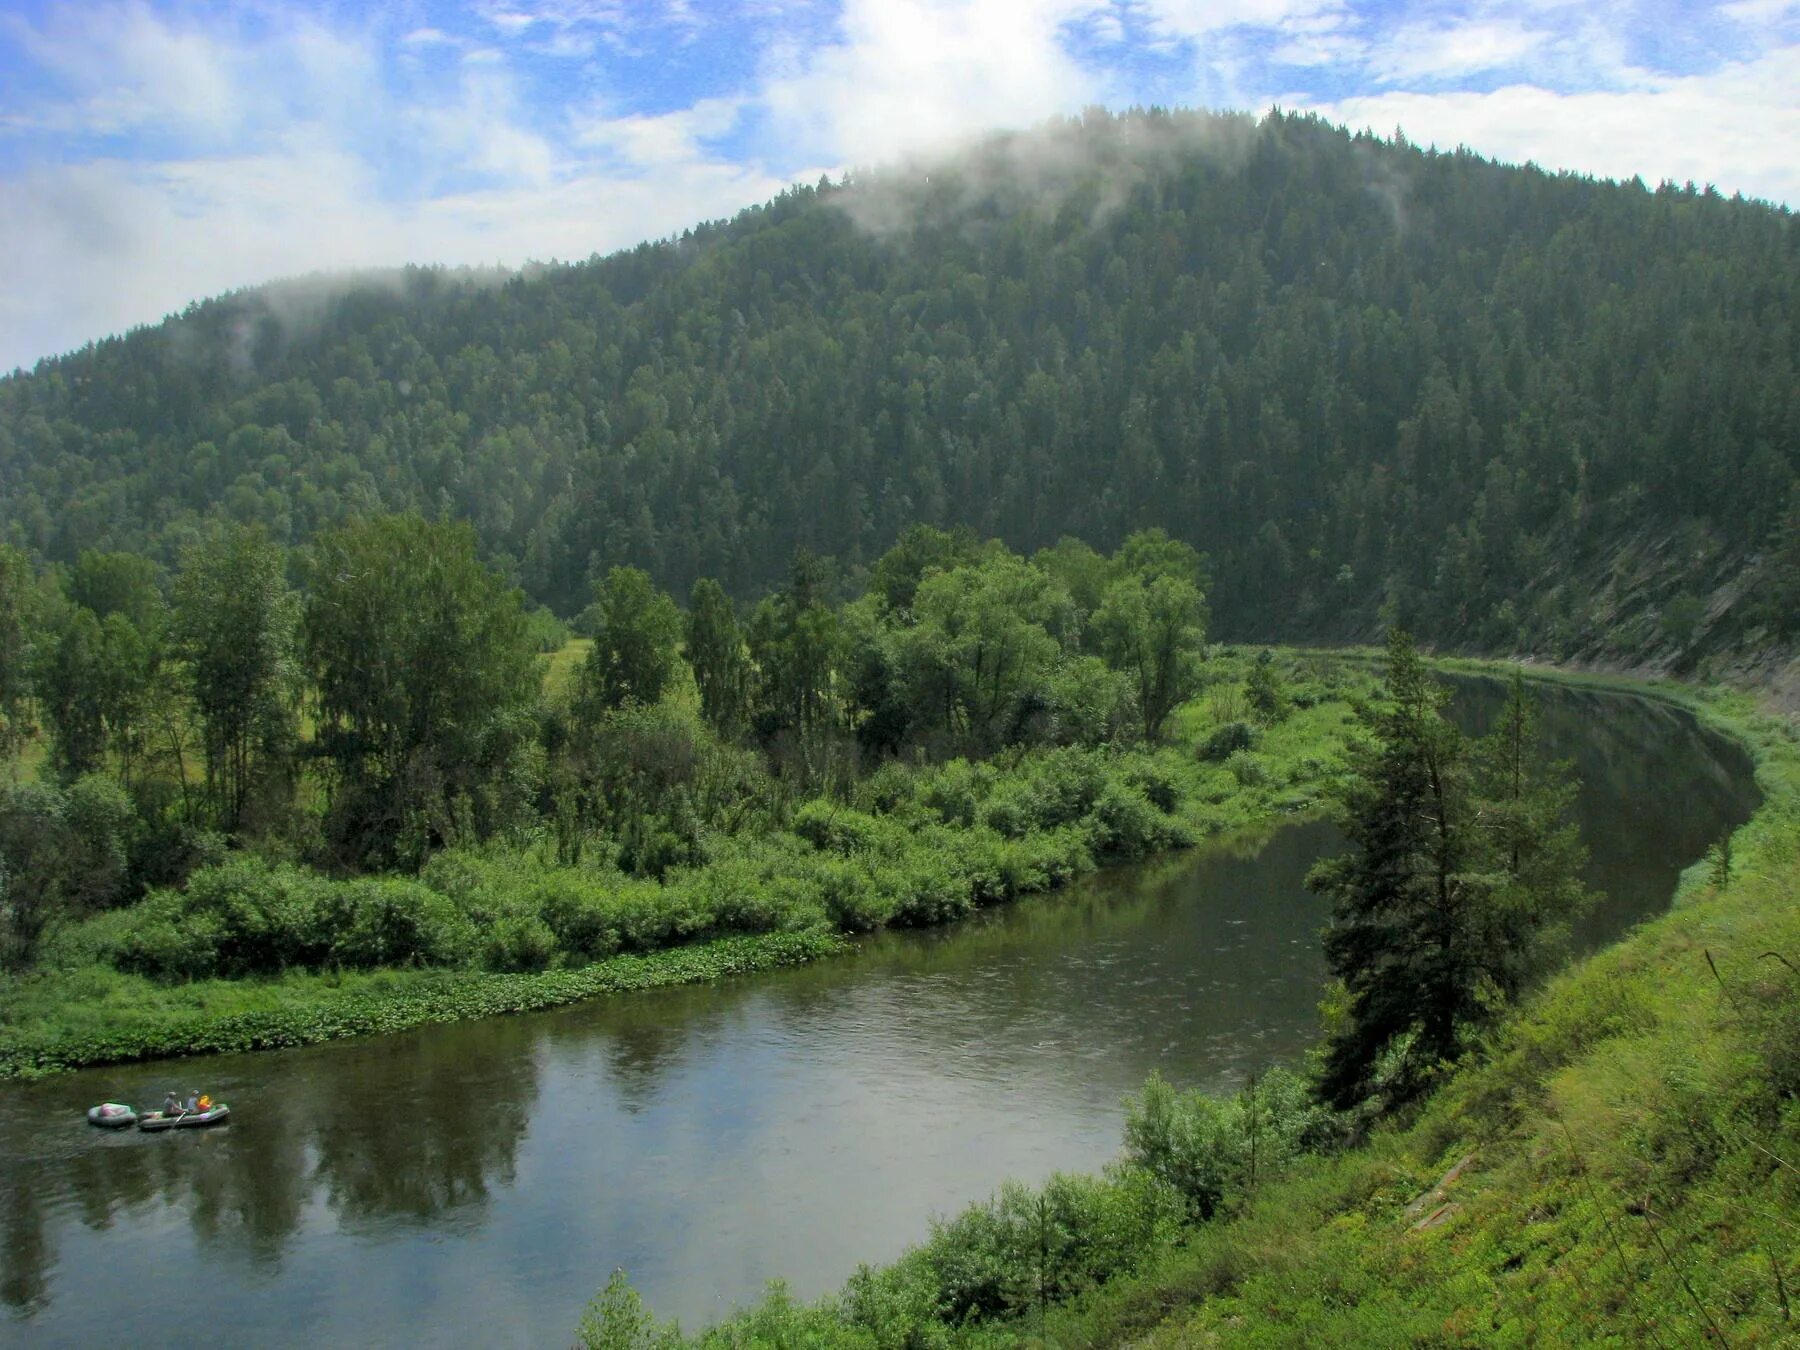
left=577, top=665, right=1797, bottom=1347
left=0, top=931, right=842, bottom=1080
left=0, top=610, right=1372, bottom=1077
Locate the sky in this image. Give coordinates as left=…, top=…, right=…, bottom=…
left=1, top=0, right=1795, bottom=372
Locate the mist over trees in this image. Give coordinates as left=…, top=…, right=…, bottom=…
left=1, top=107, right=1792, bottom=667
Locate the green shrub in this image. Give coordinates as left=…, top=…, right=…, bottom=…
left=119, top=858, right=328, bottom=978
left=918, top=759, right=995, bottom=827
left=113, top=903, right=226, bottom=982
left=833, top=1169, right=1185, bottom=1337
left=1199, top=721, right=1258, bottom=761
left=1089, top=781, right=1193, bottom=859
left=980, top=787, right=1035, bottom=839
left=534, top=874, right=625, bottom=962
left=791, top=799, right=887, bottom=855
left=1017, top=748, right=1107, bottom=828
left=1224, top=750, right=1269, bottom=787
left=1122, top=758, right=1182, bottom=813
left=1122, top=1069, right=1331, bottom=1220
left=814, top=857, right=893, bottom=931
left=329, top=876, right=476, bottom=969
left=885, top=854, right=974, bottom=926
left=997, top=828, right=1094, bottom=896
left=852, top=760, right=918, bottom=816
left=482, top=911, right=558, bottom=972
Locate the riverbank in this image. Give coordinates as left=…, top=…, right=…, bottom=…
left=1097, top=676, right=1800, bottom=1345
left=0, top=930, right=846, bottom=1079
left=662, top=665, right=1797, bottom=1346
left=0, top=652, right=1373, bottom=1080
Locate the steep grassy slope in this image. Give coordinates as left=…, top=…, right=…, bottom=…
left=1041, top=676, right=1800, bottom=1347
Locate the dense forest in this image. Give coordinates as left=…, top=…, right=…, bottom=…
left=2, top=108, right=1795, bottom=668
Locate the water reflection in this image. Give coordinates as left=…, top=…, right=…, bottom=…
left=2, top=1170, right=48, bottom=1314
left=1446, top=676, right=1759, bottom=950
left=313, top=1019, right=539, bottom=1231
left=0, top=1023, right=543, bottom=1324
left=0, top=679, right=1761, bottom=1344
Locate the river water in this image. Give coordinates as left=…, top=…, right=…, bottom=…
left=0, top=679, right=1760, bottom=1345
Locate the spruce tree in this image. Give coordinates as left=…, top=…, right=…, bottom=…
left=1307, top=633, right=1587, bottom=1111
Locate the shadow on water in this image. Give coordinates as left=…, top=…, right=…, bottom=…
left=1444, top=676, right=1760, bottom=951
left=0, top=678, right=1761, bottom=1343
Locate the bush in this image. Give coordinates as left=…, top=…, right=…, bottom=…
left=1018, top=748, right=1108, bottom=828
left=1123, top=1069, right=1331, bottom=1220
left=329, top=877, right=477, bottom=969
left=1089, top=781, right=1193, bottom=859
left=918, top=759, right=995, bottom=827
left=885, top=854, right=974, bottom=926
left=1199, top=721, right=1259, bottom=762
left=835, top=1169, right=1186, bottom=1337
left=534, top=874, right=626, bottom=963
left=814, top=857, right=893, bottom=931
left=853, top=760, right=918, bottom=816
left=1225, top=750, right=1269, bottom=787
left=1123, top=758, right=1182, bottom=814
left=791, top=800, right=888, bottom=855
left=482, top=911, right=558, bottom=972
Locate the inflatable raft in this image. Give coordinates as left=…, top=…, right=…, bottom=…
left=138, top=1104, right=231, bottom=1131
left=87, top=1102, right=137, bottom=1128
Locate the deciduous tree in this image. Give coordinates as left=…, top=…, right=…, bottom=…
left=173, top=527, right=298, bottom=833
left=304, top=514, right=538, bottom=868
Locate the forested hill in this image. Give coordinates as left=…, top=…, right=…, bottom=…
left=3, top=108, right=1795, bottom=666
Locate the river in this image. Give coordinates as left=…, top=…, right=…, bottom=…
left=0, top=678, right=1760, bottom=1344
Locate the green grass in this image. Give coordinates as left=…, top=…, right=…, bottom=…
left=0, top=930, right=845, bottom=1078
left=544, top=637, right=593, bottom=698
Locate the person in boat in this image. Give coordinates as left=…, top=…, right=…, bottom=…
left=197, top=1093, right=212, bottom=1112
left=163, top=1091, right=181, bottom=1116
left=184, top=1091, right=199, bottom=1113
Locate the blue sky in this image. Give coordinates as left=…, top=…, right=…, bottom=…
left=2, top=0, right=1795, bottom=371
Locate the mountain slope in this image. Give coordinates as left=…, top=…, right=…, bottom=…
left=2, top=108, right=1794, bottom=666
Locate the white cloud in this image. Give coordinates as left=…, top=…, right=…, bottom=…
left=0, top=130, right=801, bottom=371
left=1369, top=18, right=1552, bottom=83
left=1299, top=43, right=1800, bottom=205
left=406, top=61, right=560, bottom=188
left=9, top=1, right=241, bottom=137
left=571, top=98, right=746, bottom=167
left=760, top=0, right=1104, bottom=165
left=1719, top=0, right=1797, bottom=22
left=1130, top=0, right=1346, bottom=40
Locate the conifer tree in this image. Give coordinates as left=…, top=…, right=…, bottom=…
left=1307, top=633, right=1587, bottom=1110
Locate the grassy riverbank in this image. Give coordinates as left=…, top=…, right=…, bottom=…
left=0, top=930, right=844, bottom=1079
left=0, top=651, right=1372, bottom=1079
left=1079, top=678, right=1800, bottom=1346
left=610, top=665, right=1797, bottom=1347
